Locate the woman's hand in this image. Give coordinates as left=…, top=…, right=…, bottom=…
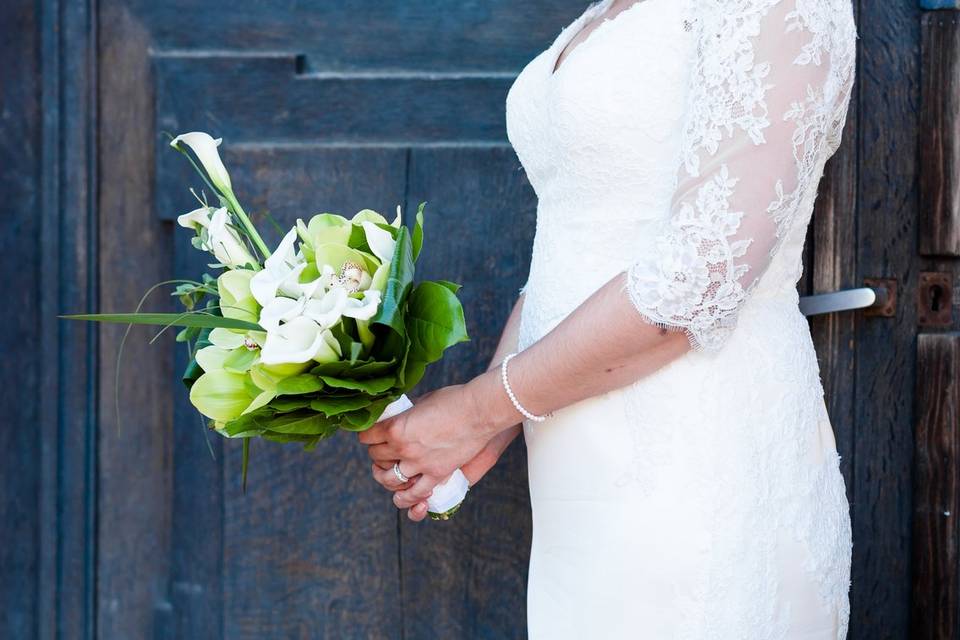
left=357, top=383, right=501, bottom=512
left=378, top=423, right=524, bottom=522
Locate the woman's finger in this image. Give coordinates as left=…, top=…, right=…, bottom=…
left=367, top=442, right=404, bottom=465
left=357, top=420, right=391, bottom=445
left=393, top=475, right=438, bottom=509
left=407, top=502, right=429, bottom=522
left=371, top=462, right=416, bottom=491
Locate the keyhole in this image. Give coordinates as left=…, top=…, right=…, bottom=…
left=929, top=284, right=944, bottom=312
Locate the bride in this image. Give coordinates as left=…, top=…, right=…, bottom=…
left=359, top=0, right=857, bottom=637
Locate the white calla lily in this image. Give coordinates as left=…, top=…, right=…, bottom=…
left=170, top=132, right=232, bottom=194
left=177, top=206, right=213, bottom=231
left=206, top=208, right=257, bottom=268
left=178, top=206, right=256, bottom=269
left=259, top=316, right=341, bottom=365
left=361, top=221, right=396, bottom=265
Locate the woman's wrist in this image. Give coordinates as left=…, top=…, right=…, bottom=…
left=464, top=366, right=527, bottom=439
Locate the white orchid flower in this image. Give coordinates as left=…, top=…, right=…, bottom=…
left=250, top=228, right=309, bottom=306
left=209, top=327, right=247, bottom=350
left=170, top=132, right=232, bottom=194
left=259, top=316, right=341, bottom=365
left=177, top=206, right=256, bottom=269
left=303, top=286, right=348, bottom=328
left=258, top=295, right=307, bottom=334
left=342, top=289, right=382, bottom=321
left=361, top=221, right=396, bottom=265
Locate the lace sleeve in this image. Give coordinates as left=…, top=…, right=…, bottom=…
left=625, top=0, right=856, bottom=352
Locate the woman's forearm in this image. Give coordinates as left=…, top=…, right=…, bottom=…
left=466, top=272, right=691, bottom=437
left=475, top=294, right=525, bottom=461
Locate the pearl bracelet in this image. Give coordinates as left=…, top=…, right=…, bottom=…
left=500, top=352, right=549, bottom=423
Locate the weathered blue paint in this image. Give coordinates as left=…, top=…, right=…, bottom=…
left=921, top=0, right=960, bottom=9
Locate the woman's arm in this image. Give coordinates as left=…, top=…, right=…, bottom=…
left=465, top=273, right=690, bottom=435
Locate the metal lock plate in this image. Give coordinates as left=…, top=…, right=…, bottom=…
left=864, top=278, right=898, bottom=318
left=917, top=272, right=954, bottom=328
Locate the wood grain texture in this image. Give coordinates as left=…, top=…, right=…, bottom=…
left=0, top=1, right=41, bottom=638
left=152, top=53, right=514, bottom=150
left=853, top=1, right=923, bottom=637
left=911, top=333, right=960, bottom=640
left=132, top=0, right=589, bottom=73
left=920, top=12, right=960, bottom=257
left=399, top=147, right=536, bottom=639
left=36, top=1, right=100, bottom=639
left=96, top=4, right=176, bottom=639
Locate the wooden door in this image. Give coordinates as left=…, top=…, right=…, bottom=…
left=7, top=1, right=959, bottom=639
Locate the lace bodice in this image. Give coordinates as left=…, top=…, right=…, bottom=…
left=508, top=0, right=856, bottom=352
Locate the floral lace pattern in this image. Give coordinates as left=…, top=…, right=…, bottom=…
left=625, top=0, right=857, bottom=352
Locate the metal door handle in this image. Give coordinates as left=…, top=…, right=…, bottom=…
left=799, top=286, right=890, bottom=317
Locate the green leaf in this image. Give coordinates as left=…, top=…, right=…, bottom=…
left=412, top=202, right=425, bottom=262
left=432, top=280, right=462, bottom=294
left=370, top=227, right=414, bottom=336
left=221, top=407, right=275, bottom=436
left=261, top=432, right=325, bottom=445
left=265, top=411, right=338, bottom=436
left=61, top=312, right=262, bottom=332
left=182, top=327, right=213, bottom=388
left=318, top=375, right=396, bottom=394
left=309, top=395, right=373, bottom=417
left=405, top=281, right=469, bottom=364
left=269, top=397, right=313, bottom=412
left=338, top=397, right=394, bottom=432
left=275, top=375, right=324, bottom=396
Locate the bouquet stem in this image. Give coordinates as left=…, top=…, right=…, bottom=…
left=224, top=192, right=271, bottom=259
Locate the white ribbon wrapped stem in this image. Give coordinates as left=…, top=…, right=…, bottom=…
left=378, top=394, right=470, bottom=519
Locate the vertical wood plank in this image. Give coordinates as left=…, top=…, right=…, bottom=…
left=97, top=3, right=175, bottom=639
left=911, top=333, right=960, bottom=640
left=920, top=12, right=960, bottom=257
left=854, top=1, right=922, bottom=637
left=0, top=1, right=41, bottom=638
left=37, top=0, right=100, bottom=638
left=399, top=146, right=536, bottom=639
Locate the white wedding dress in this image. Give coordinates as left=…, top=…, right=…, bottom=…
left=506, top=0, right=857, bottom=638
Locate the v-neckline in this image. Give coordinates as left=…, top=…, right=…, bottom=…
left=550, top=0, right=645, bottom=78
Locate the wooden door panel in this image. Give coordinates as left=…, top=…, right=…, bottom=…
left=96, top=1, right=590, bottom=637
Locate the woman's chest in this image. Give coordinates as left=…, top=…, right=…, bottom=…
left=505, top=0, right=696, bottom=201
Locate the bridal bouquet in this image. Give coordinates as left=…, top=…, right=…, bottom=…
left=65, top=132, right=471, bottom=519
